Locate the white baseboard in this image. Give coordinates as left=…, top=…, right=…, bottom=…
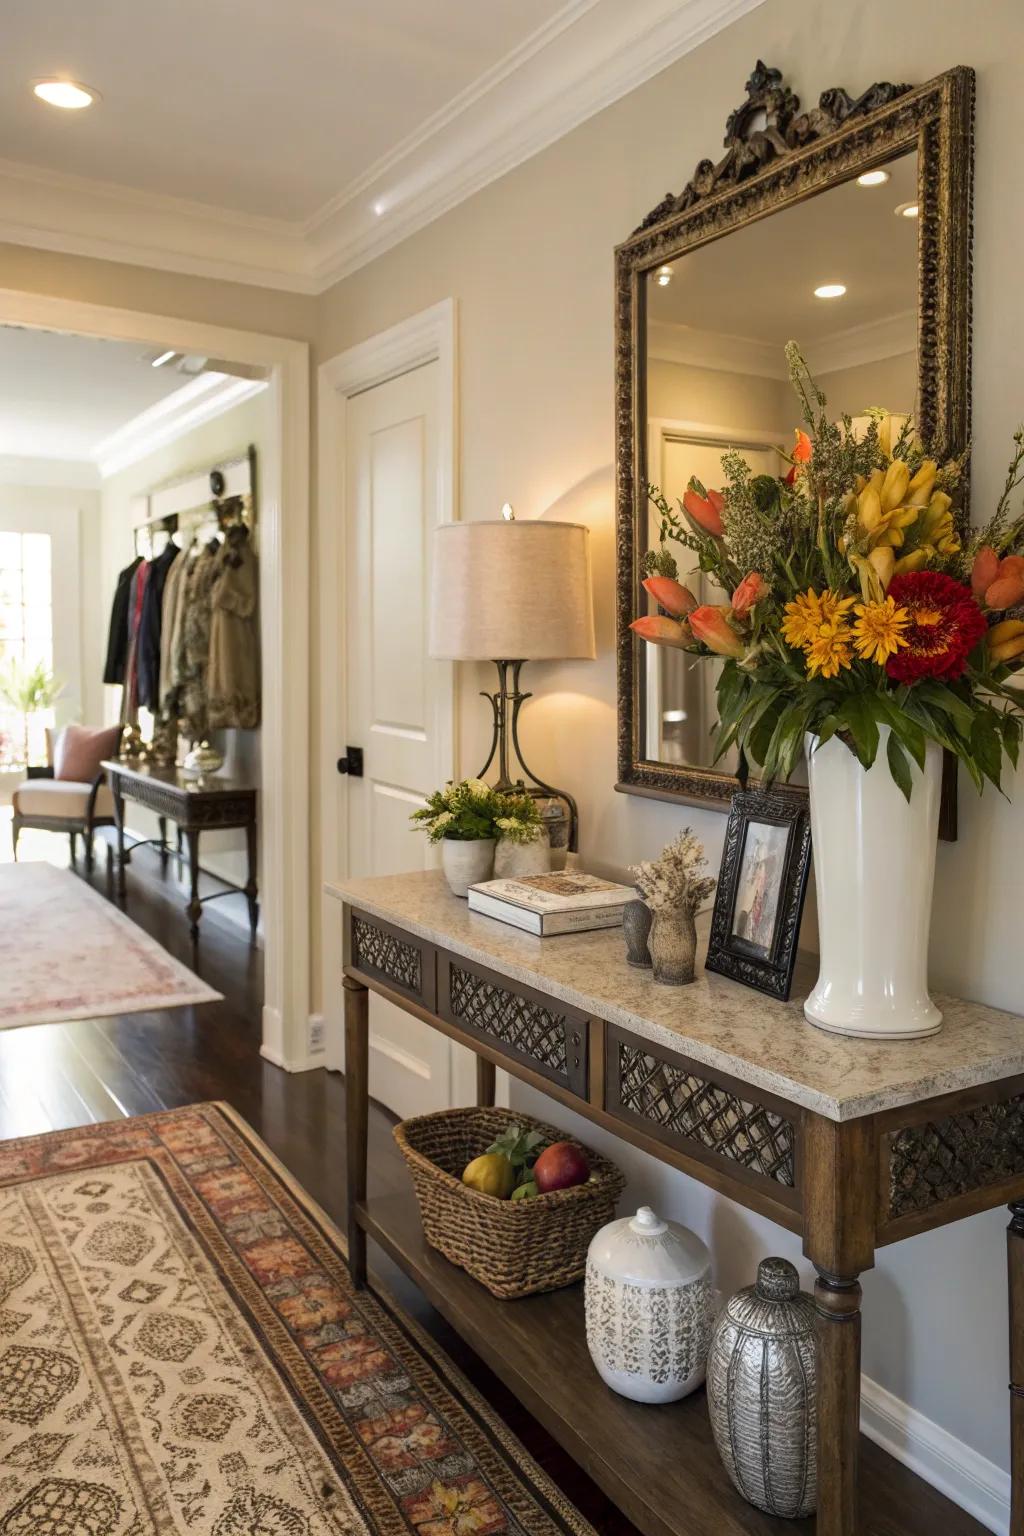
left=861, top=1375, right=1010, bottom=1535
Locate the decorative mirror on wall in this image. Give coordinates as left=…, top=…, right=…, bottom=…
left=615, top=63, right=974, bottom=823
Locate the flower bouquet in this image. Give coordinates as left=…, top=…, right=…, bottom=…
left=631, top=343, right=1024, bottom=1036
left=411, top=778, right=544, bottom=895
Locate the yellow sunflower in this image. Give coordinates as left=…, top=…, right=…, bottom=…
left=804, top=620, right=853, bottom=679
left=781, top=588, right=855, bottom=650
left=852, top=597, right=911, bottom=665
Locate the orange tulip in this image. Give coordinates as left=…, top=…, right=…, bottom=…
left=642, top=575, right=697, bottom=617
left=985, top=573, right=1024, bottom=611
left=971, top=545, right=1000, bottom=598
left=792, top=429, right=812, bottom=463
left=682, top=487, right=725, bottom=538
left=987, top=619, right=1024, bottom=665
left=731, top=572, right=767, bottom=617
left=689, top=604, right=745, bottom=659
left=630, top=615, right=693, bottom=649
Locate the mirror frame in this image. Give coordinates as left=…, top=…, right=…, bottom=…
left=614, top=62, right=974, bottom=814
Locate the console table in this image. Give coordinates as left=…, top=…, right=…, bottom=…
left=327, top=870, right=1024, bottom=1536
left=103, top=759, right=258, bottom=939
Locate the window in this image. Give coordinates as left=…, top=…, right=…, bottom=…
left=0, top=532, right=55, bottom=768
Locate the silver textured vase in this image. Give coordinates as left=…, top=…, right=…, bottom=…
left=648, top=908, right=697, bottom=985
left=622, top=892, right=652, bottom=968
left=441, top=837, right=495, bottom=897
left=706, top=1257, right=817, bottom=1519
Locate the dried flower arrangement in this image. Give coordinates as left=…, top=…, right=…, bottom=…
left=630, top=828, right=716, bottom=915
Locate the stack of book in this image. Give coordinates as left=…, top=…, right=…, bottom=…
left=467, top=872, right=634, bottom=936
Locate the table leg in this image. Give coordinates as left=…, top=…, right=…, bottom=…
left=476, top=1056, right=496, bottom=1107
left=245, top=817, right=259, bottom=942
left=815, top=1271, right=863, bottom=1535
left=1009, top=1200, right=1024, bottom=1535
left=344, top=976, right=369, bottom=1287
left=158, top=815, right=168, bottom=868
left=111, top=779, right=128, bottom=898
left=184, top=827, right=202, bottom=938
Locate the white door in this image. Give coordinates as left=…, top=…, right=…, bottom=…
left=343, top=361, right=455, bottom=1117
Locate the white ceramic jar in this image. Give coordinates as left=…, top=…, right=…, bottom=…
left=585, top=1205, right=713, bottom=1404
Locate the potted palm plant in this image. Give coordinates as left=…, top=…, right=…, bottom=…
left=631, top=343, right=1024, bottom=1038
left=0, top=660, right=65, bottom=768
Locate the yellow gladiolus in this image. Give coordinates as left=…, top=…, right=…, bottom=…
left=906, top=460, right=938, bottom=506
left=880, top=460, right=910, bottom=512
left=868, top=546, right=895, bottom=590
left=988, top=619, right=1024, bottom=665
left=893, top=548, right=929, bottom=575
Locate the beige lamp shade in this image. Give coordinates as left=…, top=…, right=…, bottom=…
left=429, top=520, right=596, bottom=660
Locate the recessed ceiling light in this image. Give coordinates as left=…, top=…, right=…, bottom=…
left=895, top=201, right=920, bottom=219
left=372, top=200, right=386, bottom=217
left=814, top=283, right=847, bottom=299
left=32, top=79, right=98, bottom=110
left=151, top=351, right=176, bottom=369
left=857, top=169, right=890, bottom=187
left=655, top=265, right=673, bottom=287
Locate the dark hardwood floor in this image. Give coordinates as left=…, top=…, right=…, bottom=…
left=0, top=844, right=991, bottom=1536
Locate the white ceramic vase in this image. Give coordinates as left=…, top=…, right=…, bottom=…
left=493, top=830, right=551, bottom=880
left=440, top=837, right=495, bottom=898
left=803, top=727, right=943, bottom=1039
left=585, top=1205, right=713, bottom=1404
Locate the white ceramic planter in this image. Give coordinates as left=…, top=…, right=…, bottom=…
left=585, top=1206, right=713, bottom=1404
left=441, top=837, right=495, bottom=898
left=493, top=831, right=551, bottom=880
left=804, top=727, right=942, bottom=1039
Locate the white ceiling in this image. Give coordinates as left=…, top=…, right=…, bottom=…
left=0, top=0, right=767, bottom=291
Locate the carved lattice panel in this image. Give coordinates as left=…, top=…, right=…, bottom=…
left=351, top=917, right=422, bottom=995
left=888, top=1093, right=1024, bottom=1218
left=615, top=1042, right=796, bottom=1187
left=448, top=965, right=570, bottom=1079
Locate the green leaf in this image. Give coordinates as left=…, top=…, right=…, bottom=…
left=1001, top=712, right=1021, bottom=770
left=912, top=680, right=975, bottom=740
left=970, top=713, right=1005, bottom=792
left=872, top=694, right=927, bottom=771
left=840, top=693, right=880, bottom=769
left=886, top=731, right=913, bottom=803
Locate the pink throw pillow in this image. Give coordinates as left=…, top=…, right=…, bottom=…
left=53, top=724, right=122, bottom=783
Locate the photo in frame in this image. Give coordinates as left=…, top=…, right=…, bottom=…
left=705, top=789, right=811, bottom=1001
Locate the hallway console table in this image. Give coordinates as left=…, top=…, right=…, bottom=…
left=103, top=759, right=258, bottom=939
left=329, top=870, right=1024, bottom=1536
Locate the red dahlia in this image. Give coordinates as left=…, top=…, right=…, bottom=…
left=885, top=571, right=988, bottom=682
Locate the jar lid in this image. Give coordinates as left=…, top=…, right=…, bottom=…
left=756, top=1257, right=799, bottom=1301
left=629, top=1206, right=668, bottom=1238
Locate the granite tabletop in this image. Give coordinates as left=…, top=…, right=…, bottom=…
left=326, top=870, right=1024, bottom=1123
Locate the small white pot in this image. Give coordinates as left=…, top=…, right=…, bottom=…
left=441, top=837, right=495, bottom=898
left=493, top=831, right=551, bottom=880
left=804, top=727, right=942, bottom=1039
left=585, top=1206, right=714, bottom=1404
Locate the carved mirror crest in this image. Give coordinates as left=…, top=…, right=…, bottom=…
left=615, top=63, right=974, bottom=820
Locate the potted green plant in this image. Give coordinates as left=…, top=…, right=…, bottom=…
left=0, top=660, right=65, bottom=768
left=411, top=779, right=543, bottom=896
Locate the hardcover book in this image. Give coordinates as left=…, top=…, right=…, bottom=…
left=467, top=872, right=633, bottom=936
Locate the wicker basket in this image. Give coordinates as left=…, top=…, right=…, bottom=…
left=394, top=1106, right=625, bottom=1300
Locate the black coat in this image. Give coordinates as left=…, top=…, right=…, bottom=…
left=136, top=543, right=180, bottom=710
left=103, top=558, right=142, bottom=687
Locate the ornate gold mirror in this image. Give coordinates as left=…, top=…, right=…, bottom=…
left=615, top=63, right=974, bottom=811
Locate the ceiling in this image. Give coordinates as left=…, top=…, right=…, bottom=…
left=0, top=0, right=767, bottom=291
left=647, top=152, right=918, bottom=372
left=0, top=325, right=265, bottom=483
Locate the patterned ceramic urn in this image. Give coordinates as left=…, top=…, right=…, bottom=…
left=706, top=1256, right=817, bottom=1519
left=585, top=1205, right=713, bottom=1404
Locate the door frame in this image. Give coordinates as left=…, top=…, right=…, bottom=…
left=0, top=287, right=311, bottom=1070
left=318, top=299, right=458, bottom=1071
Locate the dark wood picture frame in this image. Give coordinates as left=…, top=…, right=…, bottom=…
left=614, top=61, right=975, bottom=825
left=705, top=788, right=811, bottom=1001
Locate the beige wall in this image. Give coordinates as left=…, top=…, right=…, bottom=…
left=817, top=350, right=918, bottom=421
left=314, top=0, right=1024, bottom=1485
left=100, top=391, right=270, bottom=897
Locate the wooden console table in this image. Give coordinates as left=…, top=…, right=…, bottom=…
left=328, top=870, right=1024, bottom=1536
left=103, top=759, right=258, bottom=939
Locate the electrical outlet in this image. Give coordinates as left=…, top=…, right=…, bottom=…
left=308, top=1015, right=325, bottom=1055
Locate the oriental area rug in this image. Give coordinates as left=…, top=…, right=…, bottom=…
left=0, top=1102, right=595, bottom=1536
left=0, top=864, right=220, bottom=1028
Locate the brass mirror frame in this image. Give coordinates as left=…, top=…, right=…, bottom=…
left=615, top=63, right=974, bottom=814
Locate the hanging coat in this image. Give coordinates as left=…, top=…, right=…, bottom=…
left=136, top=541, right=179, bottom=711
left=208, top=526, right=260, bottom=730
left=103, top=557, right=142, bottom=686
left=179, top=544, right=221, bottom=739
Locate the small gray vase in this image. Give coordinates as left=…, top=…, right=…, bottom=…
left=706, top=1257, right=817, bottom=1519
left=441, top=837, right=495, bottom=898
left=622, top=891, right=652, bottom=968
left=648, top=908, right=697, bottom=985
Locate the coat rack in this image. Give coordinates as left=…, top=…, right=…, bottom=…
left=132, top=445, right=257, bottom=557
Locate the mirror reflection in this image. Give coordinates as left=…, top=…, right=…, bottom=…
left=641, top=151, right=919, bottom=773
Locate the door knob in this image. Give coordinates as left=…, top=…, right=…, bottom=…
left=337, top=747, right=364, bottom=777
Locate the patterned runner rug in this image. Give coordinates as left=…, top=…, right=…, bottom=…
left=0, top=1103, right=595, bottom=1536
left=0, top=864, right=220, bottom=1028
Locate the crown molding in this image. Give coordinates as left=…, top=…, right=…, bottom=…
left=94, top=372, right=268, bottom=478
left=649, top=309, right=918, bottom=382
left=812, top=309, right=918, bottom=375
left=0, top=0, right=765, bottom=295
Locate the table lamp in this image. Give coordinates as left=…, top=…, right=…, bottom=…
left=429, top=510, right=596, bottom=854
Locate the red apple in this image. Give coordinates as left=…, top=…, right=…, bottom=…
left=533, top=1140, right=590, bottom=1193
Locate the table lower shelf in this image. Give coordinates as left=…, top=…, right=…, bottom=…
left=357, top=1191, right=987, bottom=1536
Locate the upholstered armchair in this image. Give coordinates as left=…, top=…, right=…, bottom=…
left=10, top=725, right=120, bottom=871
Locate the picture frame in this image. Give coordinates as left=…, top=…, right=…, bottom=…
left=704, top=788, right=811, bottom=1001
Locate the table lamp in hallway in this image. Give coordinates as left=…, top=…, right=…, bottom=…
left=428, top=509, right=596, bottom=858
